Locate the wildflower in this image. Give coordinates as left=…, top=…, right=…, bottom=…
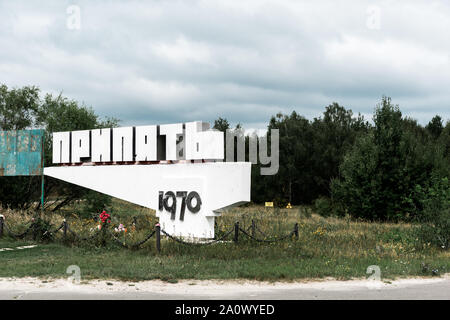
left=115, top=224, right=126, bottom=233
left=99, top=211, right=111, bottom=224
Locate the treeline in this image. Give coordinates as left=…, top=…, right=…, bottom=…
left=1, top=85, right=449, bottom=228
left=0, top=84, right=117, bottom=214
left=215, top=97, right=450, bottom=224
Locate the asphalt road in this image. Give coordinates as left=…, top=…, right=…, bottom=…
left=0, top=277, right=448, bottom=300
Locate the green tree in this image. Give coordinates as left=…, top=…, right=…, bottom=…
left=311, top=103, right=369, bottom=196
left=415, top=177, right=450, bottom=249
left=254, top=104, right=368, bottom=206
left=439, top=121, right=450, bottom=159
left=332, top=97, right=445, bottom=220
left=213, top=117, right=230, bottom=132
left=426, top=115, right=444, bottom=140
left=36, top=93, right=119, bottom=213
left=258, top=111, right=314, bottom=204
left=0, top=85, right=118, bottom=212
left=0, top=84, right=40, bottom=130
left=0, top=85, right=42, bottom=210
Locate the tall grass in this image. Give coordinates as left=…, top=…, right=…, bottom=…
left=0, top=199, right=448, bottom=281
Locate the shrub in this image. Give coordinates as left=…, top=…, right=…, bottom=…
left=331, top=97, right=441, bottom=221
left=314, top=197, right=333, bottom=217
left=415, top=177, right=450, bottom=249
left=79, top=191, right=112, bottom=219
left=32, top=217, right=55, bottom=242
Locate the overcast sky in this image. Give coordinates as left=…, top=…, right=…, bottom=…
left=1, top=0, right=449, bottom=130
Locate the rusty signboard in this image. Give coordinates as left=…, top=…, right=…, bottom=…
left=0, top=129, right=44, bottom=176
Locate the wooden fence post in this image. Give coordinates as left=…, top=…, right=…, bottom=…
left=32, top=218, right=37, bottom=241
left=251, top=220, right=256, bottom=238
left=156, top=224, right=161, bottom=253
left=0, top=216, right=4, bottom=238
left=234, top=222, right=239, bottom=243
left=63, top=219, right=67, bottom=239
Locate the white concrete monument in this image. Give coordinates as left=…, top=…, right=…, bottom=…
left=44, top=121, right=251, bottom=239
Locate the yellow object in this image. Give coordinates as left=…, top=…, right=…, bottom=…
left=265, top=202, right=274, bottom=207
left=286, top=203, right=292, bottom=209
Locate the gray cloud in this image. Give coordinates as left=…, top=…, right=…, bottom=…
left=1, top=0, right=449, bottom=129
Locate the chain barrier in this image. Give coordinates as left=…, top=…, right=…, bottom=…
left=255, top=224, right=269, bottom=238
left=42, top=223, right=65, bottom=238
left=160, top=227, right=235, bottom=246
left=238, top=226, right=295, bottom=243
left=107, top=229, right=156, bottom=249
left=3, top=221, right=66, bottom=241
left=66, top=224, right=100, bottom=241
left=1, top=217, right=299, bottom=251
left=243, top=221, right=275, bottom=238
left=3, top=222, right=35, bottom=239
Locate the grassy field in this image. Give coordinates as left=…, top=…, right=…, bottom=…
left=0, top=199, right=449, bottom=282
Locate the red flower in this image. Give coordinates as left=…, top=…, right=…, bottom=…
left=99, top=211, right=111, bottom=223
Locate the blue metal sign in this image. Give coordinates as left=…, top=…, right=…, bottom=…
left=0, top=129, right=44, bottom=176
